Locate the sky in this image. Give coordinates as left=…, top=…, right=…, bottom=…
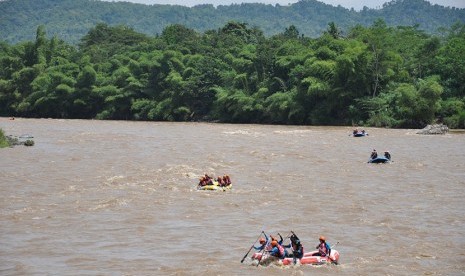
left=102, top=0, right=465, bottom=10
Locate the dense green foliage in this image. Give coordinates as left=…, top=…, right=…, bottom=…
left=0, top=0, right=464, bottom=44
left=1, top=20, right=464, bottom=128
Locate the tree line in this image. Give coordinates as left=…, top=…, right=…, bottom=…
left=1, top=0, right=464, bottom=45
left=0, top=20, right=464, bottom=128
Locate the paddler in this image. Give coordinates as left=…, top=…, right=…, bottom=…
left=313, top=236, right=331, bottom=257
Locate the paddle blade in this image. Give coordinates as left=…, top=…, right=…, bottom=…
left=240, top=254, right=248, bottom=263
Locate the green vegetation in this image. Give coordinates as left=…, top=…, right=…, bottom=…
left=1, top=20, right=464, bottom=128
left=0, top=0, right=464, bottom=44
left=0, top=129, right=9, bottom=148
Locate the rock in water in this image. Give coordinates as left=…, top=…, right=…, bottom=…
left=416, top=124, right=449, bottom=135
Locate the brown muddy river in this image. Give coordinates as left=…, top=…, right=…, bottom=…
left=1, top=118, right=464, bottom=275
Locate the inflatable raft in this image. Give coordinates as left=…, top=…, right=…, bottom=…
left=252, top=249, right=340, bottom=266
left=353, top=132, right=367, bottom=137
left=368, top=156, right=390, bottom=163
left=197, top=181, right=232, bottom=191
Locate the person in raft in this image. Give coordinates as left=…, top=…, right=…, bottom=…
left=267, top=240, right=286, bottom=259
left=313, top=236, right=331, bottom=257
left=283, top=232, right=304, bottom=263
left=198, top=176, right=206, bottom=186
left=217, top=174, right=231, bottom=187
left=198, top=174, right=214, bottom=186
left=384, top=150, right=391, bottom=160
left=253, top=233, right=269, bottom=251
left=270, top=233, right=285, bottom=245
left=370, top=149, right=378, bottom=159
left=271, top=233, right=289, bottom=256
left=222, top=174, right=231, bottom=186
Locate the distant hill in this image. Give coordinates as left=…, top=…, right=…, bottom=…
left=1, top=0, right=464, bottom=44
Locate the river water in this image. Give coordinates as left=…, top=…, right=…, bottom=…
left=1, top=118, right=464, bottom=275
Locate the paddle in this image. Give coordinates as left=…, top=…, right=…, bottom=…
left=290, top=230, right=299, bottom=239
left=256, top=244, right=267, bottom=267
left=241, top=231, right=264, bottom=263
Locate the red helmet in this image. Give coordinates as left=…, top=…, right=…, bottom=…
left=271, top=240, right=278, bottom=247
left=259, top=238, right=266, bottom=244
left=319, top=236, right=326, bottom=241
